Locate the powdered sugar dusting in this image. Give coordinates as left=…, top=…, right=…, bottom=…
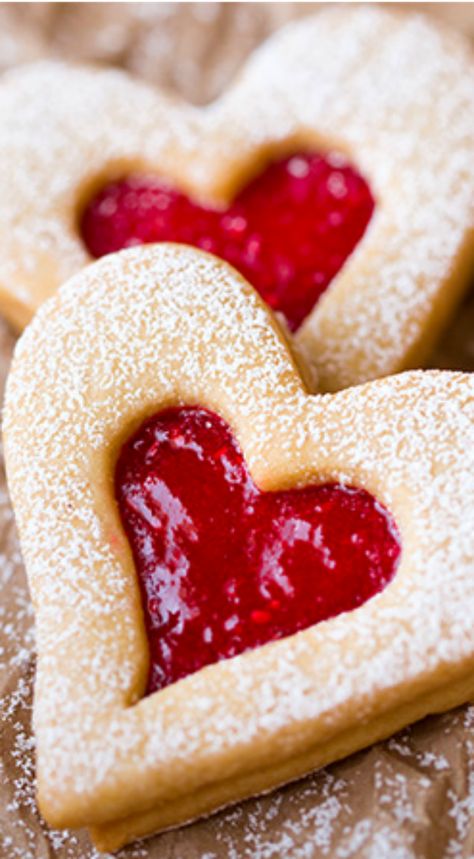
left=1, top=7, right=474, bottom=857
left=0, top=6, right=472, bottom=389
left=3, top=243, right=474, bottom=850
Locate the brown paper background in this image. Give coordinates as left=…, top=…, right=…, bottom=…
left=1, top=4, right=474, bottom=857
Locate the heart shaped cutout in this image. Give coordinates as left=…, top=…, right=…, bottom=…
left=0, top=7, right=472, bottom=390
left=116, top=405, right=399, bottom=692
left=81, top=153, right=374, bottom=332
left=5, top=244, right=474, bottom=853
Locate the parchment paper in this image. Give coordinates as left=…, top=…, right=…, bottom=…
left=1, top=5, right=474, bottom=858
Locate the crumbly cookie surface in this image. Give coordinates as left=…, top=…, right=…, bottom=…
left=4, top=244, right=474, bottom=850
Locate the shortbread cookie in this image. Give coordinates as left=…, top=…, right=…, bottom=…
left=4, top=244, right=474, bottom=851
left=0, top=6, right=473, bottom=389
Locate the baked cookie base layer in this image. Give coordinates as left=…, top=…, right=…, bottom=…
left=91, top=669, right=474, bottom=851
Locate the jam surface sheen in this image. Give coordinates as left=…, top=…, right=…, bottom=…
left=115, top=407, right=400, bottom=693
left=82, top=152, right=374, bottom=331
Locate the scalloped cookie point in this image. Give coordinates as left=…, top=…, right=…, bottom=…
left=0, top=6, right=473, bottom=390
left=4, top=245, right=474, bottom=851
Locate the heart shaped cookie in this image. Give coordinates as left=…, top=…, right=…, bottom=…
left=4, top=244, right=474, bottom=852
left=0, top=6, right=473, bottom=390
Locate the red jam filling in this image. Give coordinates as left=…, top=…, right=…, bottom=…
left=82, top=152, right=374, bottom=331
left=115, top=406, right=400, bottom=693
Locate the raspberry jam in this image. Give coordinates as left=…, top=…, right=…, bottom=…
left=82, top=152, right=374, bottom=331
left=115, top=407, right=400, bottom=693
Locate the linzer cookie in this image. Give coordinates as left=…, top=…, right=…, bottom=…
left=0, top=6, right=473, bottom=389
left=4, top=244, right=474, bottom=851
